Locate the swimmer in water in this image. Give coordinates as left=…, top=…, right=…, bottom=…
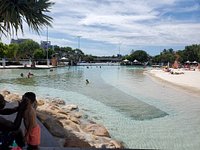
left=86, top=79, right=89, bottom=84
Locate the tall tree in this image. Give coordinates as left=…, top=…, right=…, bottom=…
left=184, top=44, right=200, bottom=62
left=6, top=43, right=19, bottom=60
left=0, top=0, right=54, bottom=35
left=34, top=48, right=45, bottom=60
left=0, top=42, right=7, bottom=58
left=129, top=50, right=148, bottom=62
left=18, top=39, right=40, bottom=59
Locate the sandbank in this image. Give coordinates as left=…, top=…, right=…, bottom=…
left=147, top=68, right=200, bottom=94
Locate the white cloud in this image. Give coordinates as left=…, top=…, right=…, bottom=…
left=1, top=0, right=200, bottom=56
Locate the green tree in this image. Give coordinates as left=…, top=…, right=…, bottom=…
left=83, top=55, right=94, bottom=62
left=152, top=49, right=176, bottom=65
left=151, top=55, right=161, bottom=64
left=198, top=50, right=200, bottom=62
left=74, top=49, right=84, bottom=62
left=44, top=48, right=55, bottom=59
left=5, top=43, right=19, bottom=60
left=160, top=53, right=175, bottom=64
left=18, top=40, right=40, bottom=59
left=129, top=50, right=148, bottom=62
left=0, top=42, right=7, bottom=58
left=176, top=50, right=185, bottom=63
left=0, top=0, right=54, bottom=35
left=183, top=44, right=200, bottom=62
left=34, top=48, right=45, bottom=60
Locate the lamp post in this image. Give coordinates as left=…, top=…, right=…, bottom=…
left=77, top=36, right=81, bottom=49
left=118, top=42, right=121, bottom=57
left=46, top=27, right=49, bottom=67
left=77, top=36, right=82, bottom=63
left=118, top=42, right=122, bottom=67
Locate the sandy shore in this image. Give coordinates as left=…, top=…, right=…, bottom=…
left=148, top=68, right=200, bottom=92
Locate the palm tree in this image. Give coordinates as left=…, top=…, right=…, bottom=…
left=0, top=0, right=54, bottom=36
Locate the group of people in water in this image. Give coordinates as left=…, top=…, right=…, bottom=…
left=0, top=92, right=40, bottom=150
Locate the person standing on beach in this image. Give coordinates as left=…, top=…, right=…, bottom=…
left=0, top=94, right=27, bottom=148
left=22, top=92, right=40, bottom=150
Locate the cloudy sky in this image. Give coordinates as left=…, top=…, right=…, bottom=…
left=1, top=0, right=200, bottom=56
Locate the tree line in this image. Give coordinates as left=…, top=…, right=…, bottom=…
left=0, top=40, right=96, bottom=65
left=123, top=44, right=200, bottom=65
left=1, top=39, right=200, bottom=66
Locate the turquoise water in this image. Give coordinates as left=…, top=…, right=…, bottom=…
left=0, top=66, right=200, bottom=149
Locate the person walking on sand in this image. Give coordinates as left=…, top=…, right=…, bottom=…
left=22, top=92, right=40, bottom=150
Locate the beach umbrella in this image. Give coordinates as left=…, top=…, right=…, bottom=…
left=133, top=59, right=138, bottom=63
left=192, top=61, right=198, bottom=64
left=123, top=59, right=129, bottom=62
left=185, top=60, right=191, bottom=64
left=61, top=57, right=68, bottom=60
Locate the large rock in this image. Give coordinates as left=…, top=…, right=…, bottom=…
left=83, top=124, right=110, bottom=137
left=63, top=104, right=78, bottom=111
left=43, top=117, right=66, bottom=138
left=62, top=120, right=80, bottom=132
left=0, top=90, right=10, bottom=96
left=37, top=99, right=45, bottom=106
left=5, top=93, right=21, bottom=102
left=64, top=137, right=92, bottom=148
left=51, top=99, right=65, bottom=105
left=57, top=110, right=69, bottom=116
left=49, top=105, right=61, bottom=111
left=69, top=116, right=80, bottom=124
left=110, top=140, right=124, bottom=148
left=71, top=112, right=82, bottom=118
left=36, top=111, right=50, bottom=123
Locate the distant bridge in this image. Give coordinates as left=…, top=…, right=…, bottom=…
left=93, top=57, right=122, bottom=62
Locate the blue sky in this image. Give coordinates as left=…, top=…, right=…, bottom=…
left=1, top=0, right=200, bottom=56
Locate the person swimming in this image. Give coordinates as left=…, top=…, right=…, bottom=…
left=20, top=73, right=24, bottom=77
left=86, top=79, right=89, bottom=84
left=27, top=72, right=34, bottom=78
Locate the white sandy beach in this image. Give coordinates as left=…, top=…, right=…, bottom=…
left=149, top=68, right=200, bottom=91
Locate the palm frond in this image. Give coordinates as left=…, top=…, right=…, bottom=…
left=0, top=0, right=54, bottom=36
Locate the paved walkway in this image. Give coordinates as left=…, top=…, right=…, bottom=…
left=0, top=65, right=54, bottom=69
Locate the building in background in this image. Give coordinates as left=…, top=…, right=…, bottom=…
left=11, top=38, right=30, bottom=44
left=40, top=41, right=53, bottom=49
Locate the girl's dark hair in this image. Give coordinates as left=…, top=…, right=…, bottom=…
left=0, top=94, right=4, bottom=101
left=0, top=94, right=6, bottom=109
left=24, top=92, right=36, bottom=103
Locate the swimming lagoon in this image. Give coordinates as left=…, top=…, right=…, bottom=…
left=0, top=66, right=200, bottom=149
